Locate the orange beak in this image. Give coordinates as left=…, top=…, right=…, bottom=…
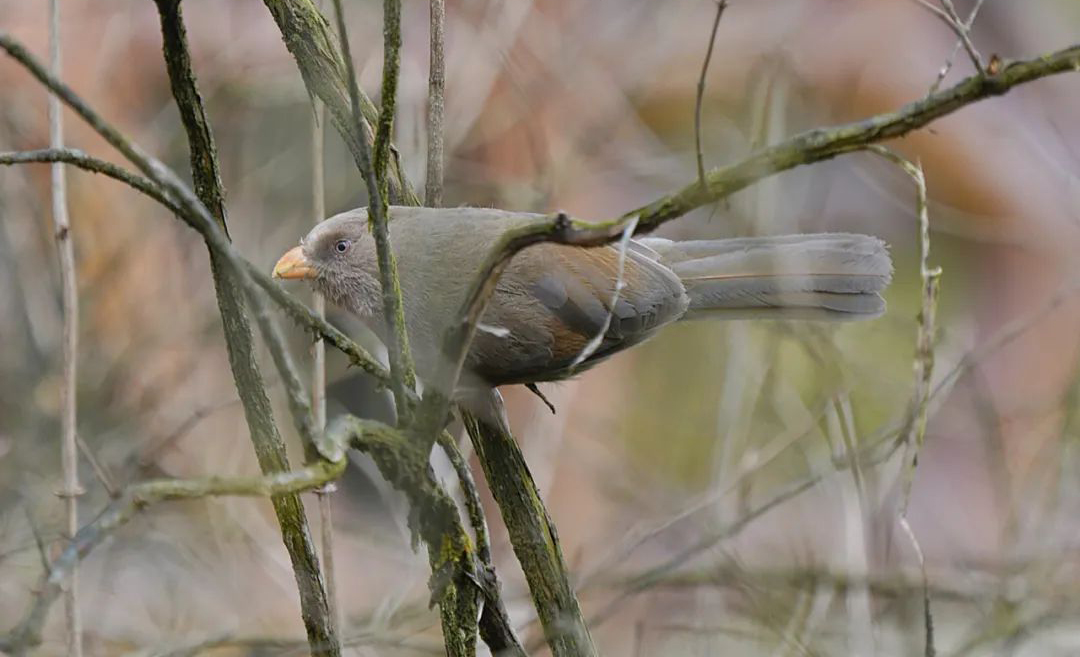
left=272, top=246, right=317, bottom=280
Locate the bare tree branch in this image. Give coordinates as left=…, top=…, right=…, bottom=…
left=46, top=2, right=83, bottom=653
left=463, top=398, right=599, bottom=657
left=151, top=2, right=337, bottom=653
left=260, top=0, right=420, bottom=205
left=74, top=433, right=119, bottom=499
left=928, top=0, right=988, bottom=93
left=329, top=0, right=417, bottom=421
left=425, top=0, right=446, bottom=206
left=695, top=0, right=728, bottom=188
left=308, top=14, right=340, bottom=638
left=437, top=431, right=527, bottom=656
left=867, top=146, right=941, bottom=657
left=0, top=456, right=348, bottom=657
left=912, top=0, right=984, bottom=73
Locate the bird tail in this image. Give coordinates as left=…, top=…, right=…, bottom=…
left=637, top=233, right=893, bottom=321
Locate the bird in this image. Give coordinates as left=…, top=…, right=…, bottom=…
left=273, top=206, right=892, bottom=400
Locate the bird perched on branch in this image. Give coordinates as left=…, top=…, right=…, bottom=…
left=273, top=206, right=892, bottom=398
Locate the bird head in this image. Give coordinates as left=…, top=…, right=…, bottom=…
left=272, top=212, right=380, bottom=316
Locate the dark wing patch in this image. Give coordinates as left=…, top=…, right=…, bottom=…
left=475, top=243, right=688, bottom=385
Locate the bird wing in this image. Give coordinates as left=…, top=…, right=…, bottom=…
left=470, top=242, right=688, bottom=385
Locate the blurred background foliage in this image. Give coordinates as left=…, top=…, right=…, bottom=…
left=2, top=0, right=1080, bottom=654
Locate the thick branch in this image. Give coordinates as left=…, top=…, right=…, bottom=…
left=462, top=402, right=598, bottom=657
left=152, top=2, right=337, bottom=654
left=437, top=432, right=526, bottom=656
left=331, top=417, right=481, bottom=657
left=260, top=0, right=419, bottom=205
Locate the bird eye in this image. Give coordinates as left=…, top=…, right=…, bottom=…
left=334, top=239, right=351, bottom=254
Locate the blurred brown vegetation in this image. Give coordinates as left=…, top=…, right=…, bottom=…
left=3, top=0, right=1080, bottom=654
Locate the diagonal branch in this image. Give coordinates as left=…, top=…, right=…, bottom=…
left=260, top=0, right=420, bottom=205
left=0, top=456, right=347, bottom=657
left=152, top=2, right=337, bottom=654
left=0, top=148, right=391, bottom=388
left=626, top=44, right=1080, bottom=231
left=330, top=417, right=483, bottom=657
left=437, top=431, right=526, bottom=656
left=462, top=399, right=598, bottom=657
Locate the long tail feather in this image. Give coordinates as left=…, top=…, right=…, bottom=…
left=638, top=234, right=892, bottom=320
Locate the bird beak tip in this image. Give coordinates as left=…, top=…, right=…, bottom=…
left=272, top=246, right=316, bottom=280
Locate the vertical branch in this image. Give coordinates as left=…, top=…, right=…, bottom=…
left=694, top=0, right=727, bottom=188
left=152, top=2, right=338, bottom=654
left=48, top=1, right=83, bottom=655
left=425, top=0, right=446, bottom=207
left=261, top=0, right=421, bottom=206
left=310, top=61, right=341, bottom=638
left=330, top=0, right=416, bottom=422
left=437, top=431, right=527, bottom=656
left=373, top=0, right=401, bottom=198
left=462, top=395, right=598, bottom=657
left=312, top=96, right=328, bottom=440
left=868, top=146, right=941, bottom=657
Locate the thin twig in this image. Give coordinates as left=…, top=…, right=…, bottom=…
left=425, top=0, right=446, bottom=206
left=0, top=457, right=348, bottom=657
left=868, top=146, right=940, bottom=657
left=0, top=149, right=179, bottom=209
left=74, top=434, right=119, bottom=498
left=47, top=2, right=83, bottom=654
left=937, top=0, right=983, bottom=71
left=694, top=0, right=728, bottom=189
left=911, top=0, right=984, bottom=73
left=246, top=285, right=319, bottom=459
left=928, top=0, right=988, bottom=93
left=310, top=39, right=341, bottom=639
left=329, top=0, right=417, bottom=422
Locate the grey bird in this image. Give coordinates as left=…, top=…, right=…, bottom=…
left=273, top=206, right=892, bottom=397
